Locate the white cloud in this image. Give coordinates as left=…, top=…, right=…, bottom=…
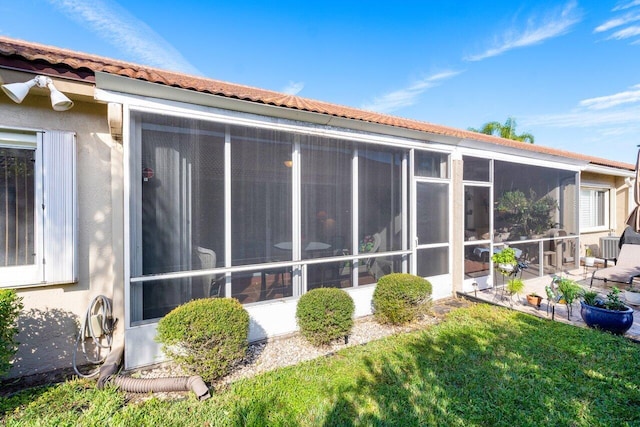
left=613, top=0, right=640, bottom=12
left=579, top=84, right=640, bottom=109
left=360, top=70, right=462, bottom=113
left=465, top=1, right=581, bottom=62
left=595, top=11, right=640, bottom=32
left=523, top=83, right=640, bottom=135
left=524, top=105, right=640, bottom=128
left=282, top=81, right=304, bottom=95
left=47, top=0, right=200, bottom=75
left=607, top=25, right=640, bottom=39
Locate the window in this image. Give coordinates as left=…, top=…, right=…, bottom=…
left=463, top=156, right=490, bottom=182
left=415, top=151, right=448, bottom=178
left=580, top=187, right=610, bottom=231
left=358, top=145, right=404, bottom=285
left=494, top=161, right=577, bottom=238
left=301, top=137, right=352, bottom=289
left=0, top=129, right=76, bottom=288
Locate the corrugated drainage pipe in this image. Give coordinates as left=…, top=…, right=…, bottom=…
left=97, top=346, right=211, bottom=401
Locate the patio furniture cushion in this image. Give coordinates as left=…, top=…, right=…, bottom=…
left=591, top=244, right=640, bottom=287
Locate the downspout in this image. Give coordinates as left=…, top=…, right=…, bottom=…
left=97, top=346, right=211, bottom=401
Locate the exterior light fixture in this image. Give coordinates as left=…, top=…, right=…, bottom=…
left=1, top=75, right=74, bottom=111
left=283, top=160, right=293, bottom=168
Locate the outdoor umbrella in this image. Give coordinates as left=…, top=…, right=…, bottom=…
left=626, top=146, right=640, bottom=233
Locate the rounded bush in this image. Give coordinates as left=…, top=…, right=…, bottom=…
left=156, top=298, right=249, bottom=383
left=296, top=288, right=355, bottom=346
left=372, top=273, right=432, bottom=325
left=0, top=289, right=23, bottom=377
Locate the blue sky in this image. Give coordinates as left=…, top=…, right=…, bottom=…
left=1, top=0, right=639, bottom=165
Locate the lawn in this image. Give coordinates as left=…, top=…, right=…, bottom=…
left=2, top=303, right=640, bottom=426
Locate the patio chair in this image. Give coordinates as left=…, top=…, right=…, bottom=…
left=366, top=232, right=393, bottom=281
left=590, top=244, right=640, bottom=288
left=196, top=246, right=223, bottom=298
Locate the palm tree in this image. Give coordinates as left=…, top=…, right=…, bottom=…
left=469, top=117, right=534, bottom=144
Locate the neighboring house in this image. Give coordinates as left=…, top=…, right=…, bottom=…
left=0, top=37, right=635, bottom=378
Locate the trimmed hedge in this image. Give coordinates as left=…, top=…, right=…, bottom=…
left=156, top=298, right=249, bottom=383
left=0, top=289, right=23, bottom=377
left=373, top=273, right=432, bottom=325
left=296, top=288, right=355, bottom=346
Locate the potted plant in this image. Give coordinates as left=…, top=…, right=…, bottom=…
left=491, top=247, right=517, bottom=275
left=555, top=276, right=582, bottom=320
left=580, top=287, right=634, bottom=335
left=526, top=292, right=543, bottom=308
left=624, top=282, right=640, bottom=306
left=506, top=277, right=525, bottom=304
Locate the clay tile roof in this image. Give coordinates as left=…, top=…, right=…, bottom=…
left=0, top=36, right=635, bottom=172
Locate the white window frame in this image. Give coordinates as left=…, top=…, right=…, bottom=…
left=0, top=131, right=42, bottom=286
left=580, top=184, right=613, bottom=233
left=0, top=128, right=77, bottom=288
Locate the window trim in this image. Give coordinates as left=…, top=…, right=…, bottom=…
left=0, top=132, right=42, bottom=287
left=0, top=129, right=77, bottom=289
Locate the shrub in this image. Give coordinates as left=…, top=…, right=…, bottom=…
left=506, top=278, right=525, bottom=295
left=296, top=288, right=355, bottom=346
left=0, top=289, right=23, bottom=377
left=156, top=298, right=249, bottom=383
left=373, top=273, right=432, bottom=325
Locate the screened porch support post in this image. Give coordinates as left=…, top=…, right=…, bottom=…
left=409, top=149, right=416, bottom=275
left=450, top=150, right=464, bottom=294
left=351, top=148, right=359, bottom=286
left=224, top=125, right=232, bottom=297
left=292, top=136, right=302, bottom=296
left=402, top=151, right=409, bottom=272
left=576, top=171, right=581, bottom=272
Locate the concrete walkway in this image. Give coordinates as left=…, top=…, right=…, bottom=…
left=459, top=268, right=640, bottom=341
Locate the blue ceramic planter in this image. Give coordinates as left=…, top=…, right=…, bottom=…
left=580, top=301, right=634, bottom=335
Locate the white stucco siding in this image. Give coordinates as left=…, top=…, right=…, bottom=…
left=0, top=95, right=124, bottom=378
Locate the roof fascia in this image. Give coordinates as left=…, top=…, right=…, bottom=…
left=583, top=164, right=635, bottom=178
left=95, top=72, right=458, bottom=149
left=95, top=72, right=617, bottom=173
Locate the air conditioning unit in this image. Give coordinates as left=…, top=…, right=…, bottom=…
left=600, top=236, right=620, bottom=260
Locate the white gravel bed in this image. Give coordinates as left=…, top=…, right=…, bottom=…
left=133, top=313, right=440, bottom=397
left=219, top=315, right=438, bottom=387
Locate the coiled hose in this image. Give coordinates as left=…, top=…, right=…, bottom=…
left=97, top=346, right=211, bottom=401
left=73, top=295, right=117, bottom=378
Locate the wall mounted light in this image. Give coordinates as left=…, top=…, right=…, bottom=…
left=1, top=75, right=74, bottom=111
left=283, top=160, right=293, bottom=168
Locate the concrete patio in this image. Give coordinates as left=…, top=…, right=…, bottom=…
left=459, top=268, right=640, bottom=341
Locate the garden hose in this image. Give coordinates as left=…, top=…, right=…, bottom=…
left=72, top=295, right=117, bottom=378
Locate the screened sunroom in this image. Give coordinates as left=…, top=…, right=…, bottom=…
left=120, top=98, right=579, bottom=369
left=123, top=105, right=456, bottom=367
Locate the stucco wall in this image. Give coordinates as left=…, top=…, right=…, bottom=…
left=451, top=154, right=464, bottom=294
left=580, top=172, right=632, bottom=255
left=0, top=93, right=124, bottom=378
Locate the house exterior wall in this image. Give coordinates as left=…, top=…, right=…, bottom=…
left=615, top=176, right=632, bottom=232
left=580, top=171, right=631, bottom=256
left=0, top=66, right=633, bottom=377
left=0, top=93, right=124, bottom=379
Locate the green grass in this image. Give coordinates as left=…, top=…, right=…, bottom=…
left=3, top=303, right=640, bottom=426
